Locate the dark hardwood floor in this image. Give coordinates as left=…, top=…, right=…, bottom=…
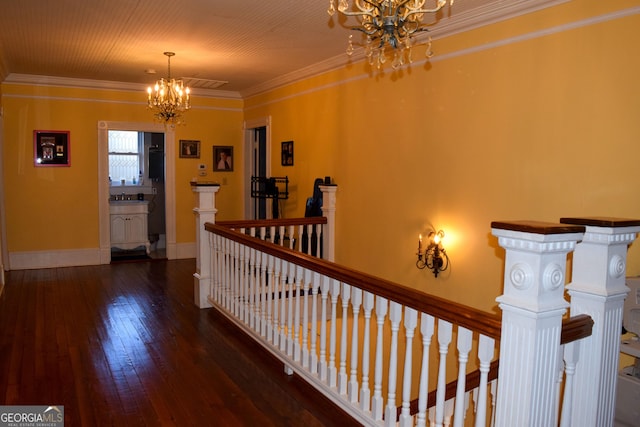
left=0, top=259, right=361, bottom=426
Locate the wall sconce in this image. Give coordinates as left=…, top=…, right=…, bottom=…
left=416, top=230, right=449, bottom=278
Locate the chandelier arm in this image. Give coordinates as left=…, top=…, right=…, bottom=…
left=404, top=0, right=447, bottom=16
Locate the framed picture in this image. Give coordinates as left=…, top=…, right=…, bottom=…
left=179, top=139, right=200, bottom=158
left=34, top=130, right=70, bottom=166
left=281, top=141, right=294, bottom=166
left=213, top=146, right=233, bottom=171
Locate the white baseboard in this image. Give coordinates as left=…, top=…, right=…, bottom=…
left=9, top=248, right=103, bottom=270
left=8, top=242, right=197, bottom=270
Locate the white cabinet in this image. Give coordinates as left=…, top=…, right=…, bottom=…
left=110, top=201, right=150, bottom=253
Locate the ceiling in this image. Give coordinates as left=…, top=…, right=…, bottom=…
left=0, top=0, right=565, bottom=97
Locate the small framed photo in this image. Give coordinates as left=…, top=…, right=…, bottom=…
left=179, top=140, right=200, bottom=158
left=213, top=146, right=233, bottom=171
left=34, top=130, right=70, bottom=167
left=281, top=141, right=294, bottom=166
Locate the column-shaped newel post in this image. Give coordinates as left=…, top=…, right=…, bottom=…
left=491, top=220, right=585, bottom=427
left=319, top=184, right=337, bottom=262
left=191, top=182, right=221, bottom=308
left=559, top=217, right=640, bottom=427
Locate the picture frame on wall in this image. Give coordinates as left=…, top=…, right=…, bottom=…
left=213, top=146, right=233, bottom=171
left=281, top=141, right=294, bottom=166
left=34, top=130, right=70, bottom=167
left=179, top=139, right=200, bottom=158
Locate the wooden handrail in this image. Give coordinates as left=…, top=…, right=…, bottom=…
left=205, top=222, right=502, bottom=339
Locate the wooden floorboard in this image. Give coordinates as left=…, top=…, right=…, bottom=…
left=0, top=259, right=362, bottom=427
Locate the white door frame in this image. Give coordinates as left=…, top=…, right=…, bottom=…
left=97, top=121, right=176, bottom=263
left=243, top=117, right=271, bottom=219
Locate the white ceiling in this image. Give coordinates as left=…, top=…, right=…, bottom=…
left=0, top=0, right=566, bottom=97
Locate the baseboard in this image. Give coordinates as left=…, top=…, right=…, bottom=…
left=9, top=248, right=102, bottom=270
left=8, top=243, right=197, bottom=270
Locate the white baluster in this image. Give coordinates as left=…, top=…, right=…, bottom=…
left=301, top=268, right=311, bottom=369
left=559, top=340, right=580, bottom=427
left=444, top=399, right=454, bottom=427
left=435, top=320, right=453, bottom=427
left=327, top=279, right=341, bottom=388
left=399, top=307, right=418, bottom=427
left=384, top=301, right=403, bottom=427
left=489, top=380, right=497, bottom=427
left=360, top=291, right=375, bottom=412
left=279, top=261, right=289, bottom=353
left=453, top=327, right=472, bottom=427
left=259, top=251, right=268, bottom=336
left=417, top=313, right=435, bottom=427
left=293, top=265, right=303, bottom=362
left=233, top=240, right=241, bottom=317
left=319, top=275, right=330, bottom=381
left=349, top=287, right=363, bottom=403
left=269, top=225, right=276, bottom=244
left=309, top=272, right=320, bottom=374
left=278, top=225, right=286, bottom=247
left=286, top=263, right=295, bottom=357
left=338, top=283, right=351, bottom=395
left=272, top=258, right=282, bottom=347
left=474, top=334, right=495, bottom=427
left=265, top=254, right=274, bottom=343
left=288, top=225, right=295, bottom=250
left=372, top=296, right=388, bottom=421
left=306, top=224, right=313, bottom=255
left=242, top=244, right=250, bottom=324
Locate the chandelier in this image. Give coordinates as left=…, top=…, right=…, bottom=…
left=147, top=52, right=191, bottom=126
left=327, top=0, right=453, bottom=70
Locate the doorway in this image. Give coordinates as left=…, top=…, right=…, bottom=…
left=243, top=118, right=271, bottom=219
left=97, top=121, right=177, bottom=263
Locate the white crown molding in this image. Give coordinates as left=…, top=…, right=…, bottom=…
left=3, top=73, right=243, bottom=100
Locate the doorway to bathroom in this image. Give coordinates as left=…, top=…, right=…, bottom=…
left=97, top=121, right=177, bottom=264
left=107, top=130, right=166, bottom=260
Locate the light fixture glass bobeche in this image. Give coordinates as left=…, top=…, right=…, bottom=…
left=327, top=0, right=453, bottom=69
left=147, top=52, right=191, bottom=126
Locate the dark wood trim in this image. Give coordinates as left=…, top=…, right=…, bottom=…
left=491, top=220, right=585, bottom=235
left=560, top=217, right=640, bottom=228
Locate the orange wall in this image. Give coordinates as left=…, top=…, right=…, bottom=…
left=1, top=84, right=243, bottom=252
left=244, top=1, right=640, bottom=311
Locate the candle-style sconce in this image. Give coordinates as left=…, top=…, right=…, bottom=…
left=416, top=230, right=449, bottom=278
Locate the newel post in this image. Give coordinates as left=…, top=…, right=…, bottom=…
left=191, top=182, right=220, bottom=308
left=559, top=217, right=640, bottom=427
left=319, top=184, right=337, bottom=262
left=491, top=221, right=585, bottom=427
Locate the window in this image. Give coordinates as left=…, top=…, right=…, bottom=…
left=108, top=130, right=142, bottom=186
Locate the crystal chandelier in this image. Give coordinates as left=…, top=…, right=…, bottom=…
left=327, top=0, right=454, bottom=70
left=147, top=52, right=191, bottom=126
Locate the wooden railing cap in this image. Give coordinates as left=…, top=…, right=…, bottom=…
left=491, top=220, right=585, bottom=235
left=559, top=216, right=640, bottom=228
left=190, top=181, right=221, bottom=187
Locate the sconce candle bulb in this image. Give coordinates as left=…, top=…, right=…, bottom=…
left=416, top=229, right=449, bottom=278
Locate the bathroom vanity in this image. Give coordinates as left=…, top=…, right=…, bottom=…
left=109, top=200, right=150, bottom=253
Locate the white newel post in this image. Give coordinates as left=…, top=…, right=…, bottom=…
left=191, top=182, right=221, bottom=308
left=559, top=217, right=640, bottom=427
left=491, top=221, right=585, bottom=427
left=319, top=184, right=337, bottom=262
